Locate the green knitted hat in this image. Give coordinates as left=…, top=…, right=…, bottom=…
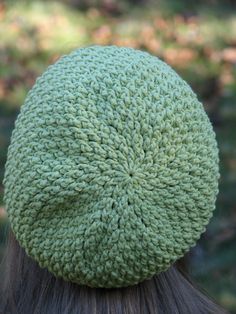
left=3, top=45, right=220, bottom=288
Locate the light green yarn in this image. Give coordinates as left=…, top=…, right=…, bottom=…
left=3, top=45, right=220, bottom=288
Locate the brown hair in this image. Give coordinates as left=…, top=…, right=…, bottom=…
left=0, top=229, right=227, bottom=314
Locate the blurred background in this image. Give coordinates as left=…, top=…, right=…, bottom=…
left=0, top=0, right=236, bottom=312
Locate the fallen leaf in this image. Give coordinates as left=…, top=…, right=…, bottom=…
left=221, top=48, right=236, bottom=63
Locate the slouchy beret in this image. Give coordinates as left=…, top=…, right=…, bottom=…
left=3, top=45, right=220, bottom=288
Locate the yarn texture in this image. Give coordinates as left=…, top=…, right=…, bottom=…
left=3, top=45, right=220, bottom=288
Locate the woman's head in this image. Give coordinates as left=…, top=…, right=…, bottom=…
left=1, top=45, right=224, bottom=312
left=1, top=229, right=225, bottom=314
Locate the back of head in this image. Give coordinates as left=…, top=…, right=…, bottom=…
left=1, top=229, right=225, bottom=314
left=1, top=45, right=226, bottom=313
